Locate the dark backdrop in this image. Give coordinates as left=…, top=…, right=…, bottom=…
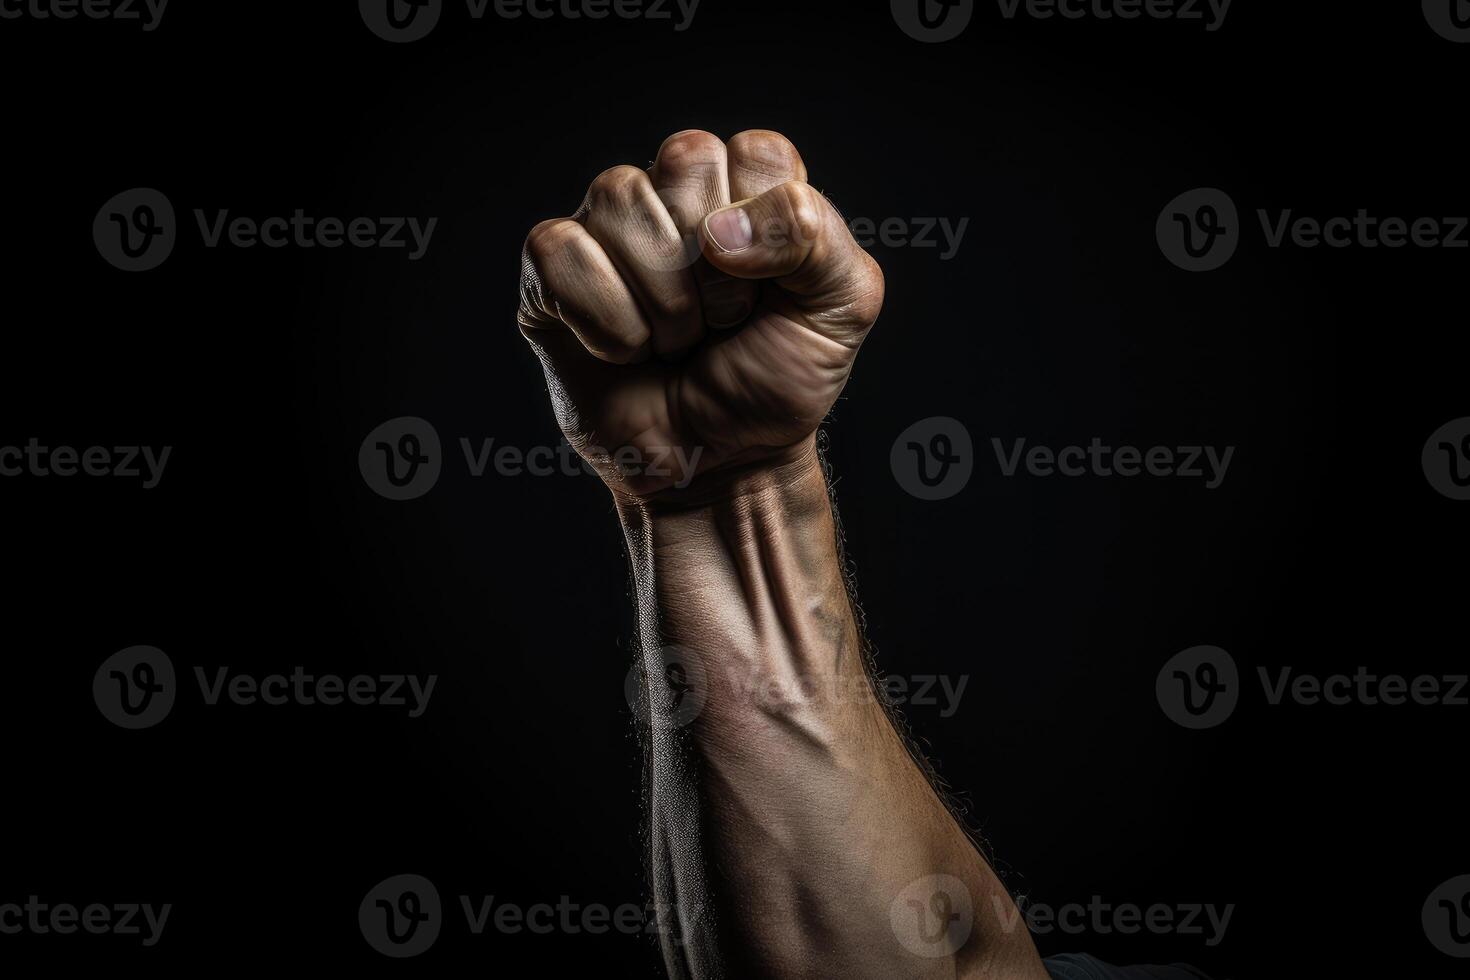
left=3, top=1, right=1465, bottom=976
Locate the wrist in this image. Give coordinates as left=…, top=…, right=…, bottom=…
left=612, top=435, right=826, bottom=519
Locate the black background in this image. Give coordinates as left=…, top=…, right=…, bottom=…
left=2, top=0, right=1466, bottom=976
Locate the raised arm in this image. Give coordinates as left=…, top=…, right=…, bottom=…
left=518, top=129, right=1049, bottom=980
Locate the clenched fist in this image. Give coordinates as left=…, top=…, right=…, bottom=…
left=518, top=129, right=884, bottom=500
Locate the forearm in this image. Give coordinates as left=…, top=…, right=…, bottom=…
left=619, top=437, right=1046, bottom=980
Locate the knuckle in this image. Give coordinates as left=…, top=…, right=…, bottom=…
left=657, top=129, right=725, bottom=171
left=589, top=165, right=649, bottom=207
left=819, top=253, right=886, bottom=333
left=775, top=181, right=826, bottom=249
left=728, top=130, right=803, bottom=178
left=524, top=218, right=581, bottom=266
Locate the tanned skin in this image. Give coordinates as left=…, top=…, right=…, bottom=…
left=518, top=129, right=1049, bottom=980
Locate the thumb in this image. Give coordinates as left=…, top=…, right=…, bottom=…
left=698, top=180, right=884, bottom=334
